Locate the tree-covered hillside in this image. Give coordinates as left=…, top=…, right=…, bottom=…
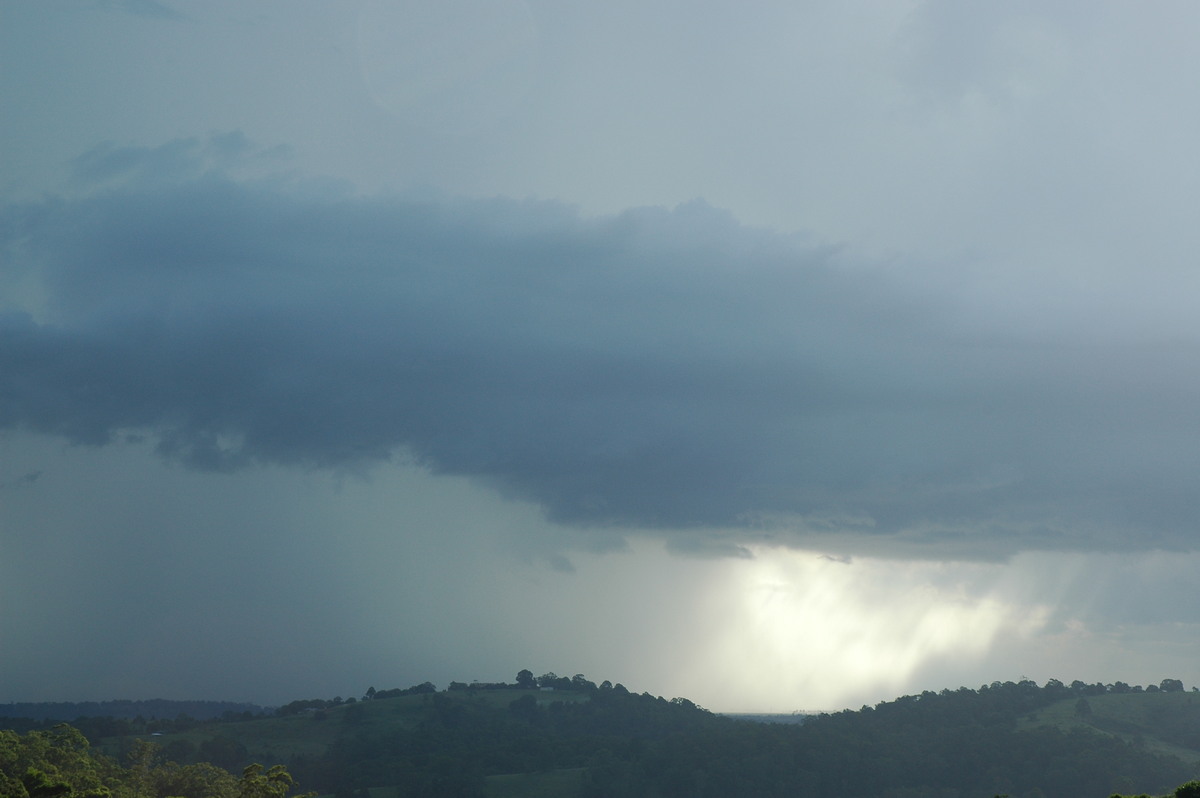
left=5, top=674, right=1200, bottom=797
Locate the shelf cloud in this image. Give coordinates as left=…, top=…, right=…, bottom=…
left=6, top=141, right=1199, bottom=560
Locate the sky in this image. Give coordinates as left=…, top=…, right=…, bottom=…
left=3, top=0, right=1200, bottom=713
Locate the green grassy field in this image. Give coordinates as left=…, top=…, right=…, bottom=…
left=1019, top=691, right=1200, bottom=764
left=312, top=769, right=585, bottom=798
left=485, top=767, right=585, bottom=798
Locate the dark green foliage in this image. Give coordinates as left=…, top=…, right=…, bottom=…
left=0, top=725, right=313, bottom=798
left=1110, top=780, right=1200, bottom=798
left=274, top=700, right=334, bottom=718
left=9, top=676, right=1198, bottom=797
left=368, top=683, right=437, bottom=702
left=198, top=736, right=249, bottom=772
left=279, top=678, right=1193, bottom=797
left=235, top=763, right=314, bottom=798
left=0, top=725, right=120, bottom=798
left=148, top=761, right=239, bottom=798
left=20, top=768, right=74, bottom=798
left=296, top=685, right=724, bottom=796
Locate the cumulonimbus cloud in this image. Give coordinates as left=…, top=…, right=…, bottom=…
left=4, top=138, right=1200, bottom=557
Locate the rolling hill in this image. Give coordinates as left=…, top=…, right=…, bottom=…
left=6, top=676, right=1200, bottom=797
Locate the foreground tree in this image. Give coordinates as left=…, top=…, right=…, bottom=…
left=1111, top=780, right=1200, bottom=798
left=0, top=725, right=311, bottom=798
left=1175, top=781, right=1200, bottom=798
left=236, top=764, right=314, bottom=798
left=0, top=725, right=117, bottom=798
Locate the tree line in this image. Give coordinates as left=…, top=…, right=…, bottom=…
left=5, top=673, right=1200, bottom=797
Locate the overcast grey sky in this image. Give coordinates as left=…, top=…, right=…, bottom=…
left=4, top=0, right=1200, bottom=712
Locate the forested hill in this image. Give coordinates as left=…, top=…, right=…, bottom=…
left=5, top=675, right=1200, bottom=797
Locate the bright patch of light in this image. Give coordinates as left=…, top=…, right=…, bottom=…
left=679, top=547, right=1049, bottom=712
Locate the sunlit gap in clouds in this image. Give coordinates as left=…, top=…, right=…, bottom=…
left=679, top=547, right=1050, bottom=713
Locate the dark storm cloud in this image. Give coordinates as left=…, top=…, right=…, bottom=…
left=0, top=471, right=41, bottom=491
left=4, top=142, right=1199, bottom=556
